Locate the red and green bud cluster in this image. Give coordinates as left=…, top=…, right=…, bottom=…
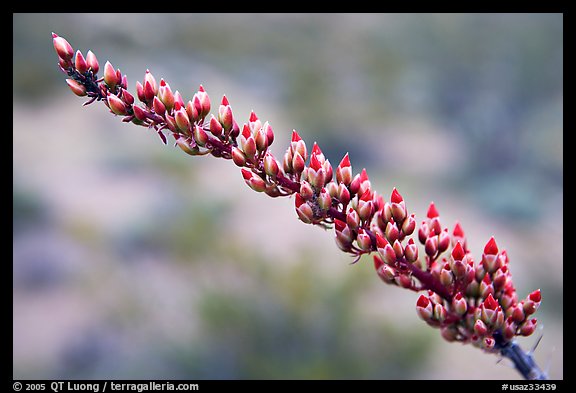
left=411, top=219, right=541, bottom=353
left=52, top=33, right=541, bottom=358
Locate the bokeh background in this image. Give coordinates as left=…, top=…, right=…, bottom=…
left=13, top=13, right=563, bottom=379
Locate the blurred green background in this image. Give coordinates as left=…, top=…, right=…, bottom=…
left=13, top=13, right=562, bottom=379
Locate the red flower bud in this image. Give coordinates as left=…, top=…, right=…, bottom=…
left=356, top=228, right=372, bottom=251
left=357, top=169, right=371, bottom=196
left=136, top=81, right=146, bottom=103
left=482, top=251, right=501, bottom=274
left=248, top=110, right=261, bottom=133
left=283, top=147, right=293, bottom=174
left=392, top=239, right=404, bottom=259
left=429, top=217, right=442, bottom=237
left=520, top=318, right=537, bottom=336
left=427, top=202, right=439, bottom=218
left=104, top=61, right=118, bottom=89
left=438, top=228, right=450, bottom=253
left=295, top=197, right=315, bottom=224
left=452, top=292, right=468, bottom=316
left=231, top=146, right=247, bottom=167
left=85, top=50, right=99, bottom=74
left=401, top=214, right=416, bottom=236
left=263, top=121, right=275, bottom=146
left=484, top=236, right=499, bottom=255
left=311, top=143, right=324, bottom=161
left=325, top=181, right=338, bottom=199
left=255, top=127, right=269, bottom=152
left=425, top=235, right=438, bottom=258
left=308, top=166, right=326, bottom=190
left=377, top=234, right=397, bottom=266
left=310, top=152, right=322, bottom=171
left=191, top=94, right=203, bottom=120
left=158, top=79, right=175, bottom=111
left=121, top=74, right=128, bottom=90
left=175, top=107, right=191, bottom=134
left=452, top=221, right=466, bottom=247
left=434, top=303, right=447, bottom=323
left=440, top=263, right=454, bottom=288
left=193, top=124, right=209, bottom=147
left=292, top=152, right=306, bottom=174
left=522, top=299, right=539, bottom=317
left=334, top=220, right=354, bottom=248
left=107, top=93, right=127, bottom=115
left=144, top=69, right=158, bottom=95
left=357, top=199, right=374, bottom=222
left=132, top=105, right=148, bottom=121
left=204, top=115, right=220, bottom=138
left=385, top=221, right=400, bottom=244
left=263, top=152, right=279, bottom=179
left=186, top=100, right=199, bottom=125
left=349, top=173, right=362, bottom=195
left=483, top=337, right=495, bottom=352
left=373, top=252, right=384, bottom=268
left=452, top=223, right=464, bottom=239
left=359, top=188, right=372, bottom=202
left=390, top=187, right=403, bottom=203
left=197, top=85, right=211, bottom=118
left=375, top=232, right=388, bottom=249
left=499, top=291, right=516, bottom=311
left=291, top=136, right=307, bottom=162
left=480, top=294, right=502, bottom=326
left=504, top=318, right=517, bottom=340
left=416, top=295, right=433, bottom=321
left=318, top=187, right=332, bottom=211
left=529, top=289, right=541, bottom=303
left=359, top=167, right=369, bottom=182
left=336, top=153, right=352, bottom=186
left=299, top=181, right=314, bottom=201
left=291, top=129, right=302, bottom=142
left=242, top=169, right=267, bottom=193
left=153, top=96, right=166, bottom=116
left=144, top=80, right=156, bottom=102
left=483, top=293, right=499, bottom=310
left=174, top=91, right=185, bottom=109
left=120, top=89, right=134, bottom=106
left=241, top=128, right=257, bottom=159
left=74, top=50, right=88, bottom=74
left=404, top=238, right=419, bottom=263
left=418, top=222, right=430, bottom=245
left=451, top=259, right=467, bottom=279
left=475, top=264, right=486, bottom=283
left=390, top=201, right=406, bottom=224
left=65, top=79, right=87, bottom=97
left=322, top=159, right=333, bottom=182
left=52, top=33, right=74, bottom=61
left=375, top=257, right=396, bottom=284
left=480, top=274, right=495, bottom=299
left=346, top=208, right=360, bottom=230
left=509, top=304, right=525, bottom=323
left=492, top=268, right=508, bottom=291
left=165, top=114, right=177, bottom=132
left=451, top=241, right=465, bottom=261
left=337, top=183, right=351, bottom=205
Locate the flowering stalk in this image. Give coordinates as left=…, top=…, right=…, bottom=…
left=51, top=33, right=547, bottom=380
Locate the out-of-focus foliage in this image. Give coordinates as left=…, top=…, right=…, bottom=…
left=13, top=13, right=562, bottom=379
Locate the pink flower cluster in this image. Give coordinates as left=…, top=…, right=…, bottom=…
left=52, top=33, right=542, bottom=358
